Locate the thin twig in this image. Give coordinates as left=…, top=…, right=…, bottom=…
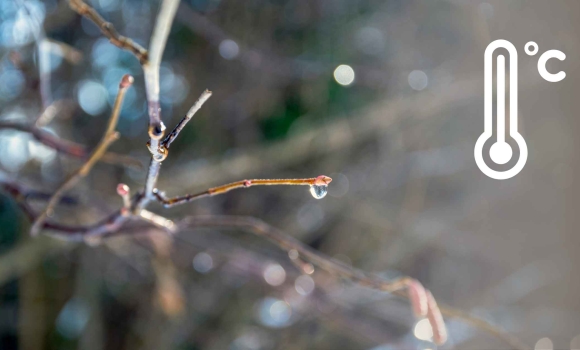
left=161, top=89, right=212, bottom=149
left=0, top=121, right=84, bottom=156
left=2, top=181, right=77, bottom=205
left=0, top=121, right=142, bottom=169
left=68, top=0, right=148, bottom=63
left=154, top=175, right=332, bottom=208
left=28, top=192, right=132, bottom=242
left=30, top=75, right=133, bottom=236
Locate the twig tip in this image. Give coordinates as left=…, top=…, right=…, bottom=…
left=116, top=183, right=130, bottom=196
left=408, top=279, right=428, bottom=318
left=426, top=291, right=448, bottom=345
left=314, top=175, right=332, bottom=186
left=120, top=74, right=134, bottom=88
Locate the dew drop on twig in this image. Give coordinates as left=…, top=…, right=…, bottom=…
left=309, top=185, right=328, bottom=199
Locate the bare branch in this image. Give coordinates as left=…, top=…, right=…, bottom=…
left=137, top=0, right=180, bottom=208
left=162, top=89, right=212, bottom=149
left=2, top=181, right=77, bottom=205
left=30, top=75, right=133, bottom=236
left=0, top=121, right=85, bottom=157
left=0, top=121, right=142, bottom=169
left=68, top=0, right=148, bottom=63
left=154, top=175, right=332, bottom=208
left=11, top=188, right=129, bottom=240
left=143, top=0, right=180, bottom=137
left=65, top=0, right=179, bottom=209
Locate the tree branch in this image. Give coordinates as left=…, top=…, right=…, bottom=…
left=139, top=0, right=180, bottom=209
left=68, top=0, right=148, bottom=63
left=154, top=175, right=332, bottom=208
left=143, top=0, right=180, bottom=138
left=161, top=89, right=212, bottom=149
left=0, top=121, right=142, bottom=169
left=2, top=181, right=77, bottom=205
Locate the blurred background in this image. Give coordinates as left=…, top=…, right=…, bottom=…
left=0, top=0, right=579, bottom=349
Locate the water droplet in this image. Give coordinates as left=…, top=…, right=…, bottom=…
left=309, top=185, right=328, bottom=199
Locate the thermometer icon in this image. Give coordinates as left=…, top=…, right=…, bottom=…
left=475, top=40, right=528, bottom=180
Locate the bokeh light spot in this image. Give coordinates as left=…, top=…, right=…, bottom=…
left=263, top=263, right=286, bottom=286
left=193, top=252, right=214, bottom=274
left=77, top=80, right=108, bottom=115
left=535, top=338, right=553, bottom=350
left=219, top=39, right=239, bottom=60
left=408, top=70, right=428, bottom=91
left=414, top=318, right=433, bottom=342
left=333, top=64, right=355, bottom=86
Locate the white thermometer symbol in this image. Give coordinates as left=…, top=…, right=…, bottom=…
left=475, top=39, right=528, bottom=180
